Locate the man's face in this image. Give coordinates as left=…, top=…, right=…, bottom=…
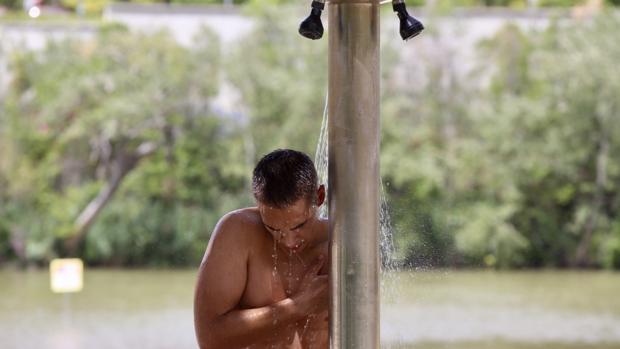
left=258, top=187, right=324, bottom=254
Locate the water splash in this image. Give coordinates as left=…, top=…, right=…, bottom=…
left=313, top=92, right=401, bottom=301
left=380, top=183, right=401, bottom=303
left=380, top=184, right=397, bottom=271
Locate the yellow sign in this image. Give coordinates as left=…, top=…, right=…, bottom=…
left=50, top=258, right=84, bottom=293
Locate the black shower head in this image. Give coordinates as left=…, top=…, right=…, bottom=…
left=299, top=0, right=325, bottom=40
left=393, top=1, right=424, bottom=41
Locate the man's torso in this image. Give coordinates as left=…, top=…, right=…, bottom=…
left=234, top=208, right=328, bottom=349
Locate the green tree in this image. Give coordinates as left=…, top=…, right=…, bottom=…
left=1, top=24, right=248, bottom=265
left=470, top=15, right=620, bottom=268
left=226, top=5, right=328, bottom=160
left=381, top=14, right=620, bottom=269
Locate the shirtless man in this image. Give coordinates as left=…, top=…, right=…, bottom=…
left=194, top=149, right=329, bottom=349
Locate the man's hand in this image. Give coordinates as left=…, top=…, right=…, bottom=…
left=291, top=255, right=328, bottom=316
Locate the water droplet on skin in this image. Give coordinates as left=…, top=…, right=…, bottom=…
left=272, top=238, right=278, bottom=275
left=300, top=315, right=313, bottom=338
left=272, top=305, right=279, bottom=327
left=284, top=249, right=293, bottom=295
left=295, top=252, right=306, bottom=267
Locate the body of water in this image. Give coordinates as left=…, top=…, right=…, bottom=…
left=1, top=269, right=618, bottom=348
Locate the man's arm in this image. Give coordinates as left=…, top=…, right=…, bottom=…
left=193, top=212, right=308, bottom=349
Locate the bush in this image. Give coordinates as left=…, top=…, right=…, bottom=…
left=598, top=223, right=620, bottom=270
left=60, top=0, right=110, bottom=15
left=1, top=24, right=250, bottom=266
left=538, top=0, right=583, bottom=7
left=0, top=0, right=20, bottom=10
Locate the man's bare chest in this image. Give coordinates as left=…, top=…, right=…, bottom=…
left=240, top=242, right=326, bottom=309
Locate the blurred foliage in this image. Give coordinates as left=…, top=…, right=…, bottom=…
left=59, top=0, right=110, bottom=15
left=382, top=14, right=620, bottom=269
left=226, top=5, right=327, bottom=159
left=1, top=9, right=620, bottom=269
left=4, top=0, right=620, bottom=15
left=55, top=0, right=245, bottom=16
left=0, top=0, right=20, bottom=10
left=0, top=23, right=249, bottom=266
left=537, top=0, right=582, bottom=7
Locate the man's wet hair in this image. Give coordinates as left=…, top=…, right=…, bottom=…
left=252, top=149, right=318, bottom=208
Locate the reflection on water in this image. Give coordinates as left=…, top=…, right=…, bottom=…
left=382, top=270, right=620, bottom=348
left=0, top=270, right=196, bottom=349
left=1, top=269, right=619, bottom=349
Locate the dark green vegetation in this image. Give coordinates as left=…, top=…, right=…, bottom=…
left=382, top=15, right=620, bottom=270
left=1, top=11, right=619, bottom=269
left=1, top=24, right=249, bottom=266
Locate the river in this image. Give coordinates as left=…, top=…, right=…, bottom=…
left=1, top=269, right=619, bottom=348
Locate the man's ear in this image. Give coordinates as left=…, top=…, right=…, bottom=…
left=316, top=185, right=326, bottom=207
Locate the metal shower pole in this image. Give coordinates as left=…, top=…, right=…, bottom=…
left=327, top=0, right=380, bottom=348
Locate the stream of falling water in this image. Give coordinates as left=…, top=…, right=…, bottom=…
left=287, top=250, right=293, bottom=296
left=272, top=238, right=278, bottom=277
left=313, top=92, right=401, bottom=302
left=314, top=92, right=329, bottom=220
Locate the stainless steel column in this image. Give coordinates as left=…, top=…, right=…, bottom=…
left=328, top=1, right=380, bottom=348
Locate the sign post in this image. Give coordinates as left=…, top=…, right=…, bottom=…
left=50, top=258, right=84, bottom=294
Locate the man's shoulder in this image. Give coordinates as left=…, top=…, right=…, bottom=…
left=221, top=207, right=261, bottom=224
left=213, top=207, right=263, bottom=240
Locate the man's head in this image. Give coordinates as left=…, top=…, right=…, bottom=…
left=253, top=149, right=325, bottom=253
left=252, top=149, right=321, bottom=208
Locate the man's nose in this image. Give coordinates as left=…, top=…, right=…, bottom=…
left=282, top=232, right=300, bottom=249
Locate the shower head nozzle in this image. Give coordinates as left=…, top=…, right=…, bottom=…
left=299, top=1, right=325, bottom=40
left=393, top=2, right=424, bottom=41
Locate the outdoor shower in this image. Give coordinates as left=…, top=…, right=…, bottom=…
left=298, top=0, right=423, bottom=348
left=299, top=0, right=424, bottom=40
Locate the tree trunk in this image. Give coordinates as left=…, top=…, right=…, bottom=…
left=8, top=225, right=27, bottom=266
left=574, top=133, right=608, bottom=267
left=63, top=142, right=158, bottom=255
